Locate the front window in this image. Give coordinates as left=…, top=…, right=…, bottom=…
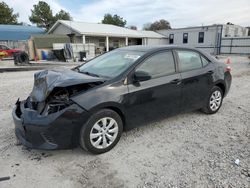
left=78, top=50, right=145, bottom=78
left=136, top=51, right=176, bottom=79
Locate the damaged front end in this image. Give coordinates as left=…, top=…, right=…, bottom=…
left=12, top=68, right=105, bottom=149
left=28, top=83, right=101, bottom=116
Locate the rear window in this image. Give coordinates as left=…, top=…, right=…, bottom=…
left=177, top=50, right=202, bottom=72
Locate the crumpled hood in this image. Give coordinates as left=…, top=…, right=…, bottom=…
left=30, top=68, right=105, bottom=102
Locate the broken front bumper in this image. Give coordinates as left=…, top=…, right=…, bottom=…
left=12, top=99, right=90, bottom=150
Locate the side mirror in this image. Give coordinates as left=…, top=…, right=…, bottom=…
left=134, top=71, right=151, bottom=82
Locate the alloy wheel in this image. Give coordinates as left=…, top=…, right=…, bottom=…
left=90, top=117, right=119, bottom=149
left=209, top=90, right=222, bottom=111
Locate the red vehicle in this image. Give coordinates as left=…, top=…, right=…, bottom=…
left=0, top=44, right=22, bottom=57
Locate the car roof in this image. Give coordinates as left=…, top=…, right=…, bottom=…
left=119, top=45, right=198, bottom=52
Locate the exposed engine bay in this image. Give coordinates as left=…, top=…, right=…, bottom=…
left=23, top=68, right=106, bottom=116
left=26, top=82, right=103, bottom=115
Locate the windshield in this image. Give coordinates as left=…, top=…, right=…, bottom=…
left=78, top=50, right=145, bottom=78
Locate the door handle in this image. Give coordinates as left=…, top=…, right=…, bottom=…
left=170, top=79, right=181, bottom=85
left=207, top=70, right=214, bottom=74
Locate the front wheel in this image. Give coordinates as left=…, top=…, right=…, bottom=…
left=79, top=109, right=123, bottom=154
left=201, top=86, right=223, bottom=114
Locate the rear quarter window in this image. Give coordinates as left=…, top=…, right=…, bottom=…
left=201, top=55, right=210, bottom=66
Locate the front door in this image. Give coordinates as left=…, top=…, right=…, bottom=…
left=124, top=50, right=182, bottom=129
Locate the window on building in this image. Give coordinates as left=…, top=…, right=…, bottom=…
left=113, top=39, right=119, bottom=48
left=234, top=28, right=239, bottom=36
left=169, top=34, right=174, bottom=44
left=198, top=32, right=204, bottom=43
left=128, top=39, right=132, bottom=46
left=183, top=33, right=188, bottom=43
left=177, top=50, right=203, bottom=72
left=243, top=29, right=246, bottom=36
left=136, top=51, right=176, bottom=79
left=99, top=38, right=105, bottom=47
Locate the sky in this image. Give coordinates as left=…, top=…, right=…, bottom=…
left=3, top=0, right=250, bottom=29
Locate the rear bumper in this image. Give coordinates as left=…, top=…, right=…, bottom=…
left=12, top=100, right=90, bottom=150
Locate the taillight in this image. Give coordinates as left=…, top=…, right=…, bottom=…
left=225, top=66, right=231, bottom=72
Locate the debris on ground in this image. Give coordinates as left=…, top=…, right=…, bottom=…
left=235, top=159, right=240, bottom=166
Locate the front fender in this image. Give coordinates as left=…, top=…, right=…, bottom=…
left=70, top=81, right=128, bottom=113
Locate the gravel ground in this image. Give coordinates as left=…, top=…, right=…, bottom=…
left=0, top=55, right=249, bottom=188
left=0, top=59, right=80, bottom=68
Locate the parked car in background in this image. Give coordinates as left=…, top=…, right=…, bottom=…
left=0, top=44, right=22, bottom=57
left=0, top=51, right=8, bottom=59
left=12, top=45, right=232, bottom=154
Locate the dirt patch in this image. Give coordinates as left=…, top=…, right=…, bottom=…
left=57, top=158, right=125, bottom=188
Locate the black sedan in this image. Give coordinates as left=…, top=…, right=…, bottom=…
left=12, top=45, right=232, bottom=154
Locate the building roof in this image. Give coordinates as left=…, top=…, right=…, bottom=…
left=0, top=24, right=44, bottom=41
left=48, top=20, right=166, bottom=39
left=157, top=24, right=248, bottom=33
left=138, top=30, right=167, bottom=38
left=157, top=24, right=223, bottom=33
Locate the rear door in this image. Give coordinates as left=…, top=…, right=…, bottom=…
left=175, top=50, right=214, bottom=111
left=124, top=50, right=182, bottom=129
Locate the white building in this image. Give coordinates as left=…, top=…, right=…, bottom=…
left=157, top=24, right=249, bottom=54
left=48, top=20, right=167, bottom=54
left=222, top=24, right=249, bottom=37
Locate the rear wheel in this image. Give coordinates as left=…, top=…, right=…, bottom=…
left=79, top=109, right=123, bottom=154
left=201, top=86, right=223, bottom=114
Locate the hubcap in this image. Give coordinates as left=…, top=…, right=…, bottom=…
left=209, top=90, right=222, bottom=111
left=90, top=117, right=118, bottom=149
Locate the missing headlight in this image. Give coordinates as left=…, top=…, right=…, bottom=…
left=42, top=88, right=73, bottom=115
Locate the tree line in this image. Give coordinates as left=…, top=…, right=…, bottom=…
left=0, top=1, right=171, bottom=31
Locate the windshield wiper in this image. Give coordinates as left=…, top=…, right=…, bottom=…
left=80, top=71, right=100, bottom=78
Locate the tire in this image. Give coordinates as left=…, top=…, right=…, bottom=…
left=79, top=109, right=123, bottom=154
left=19, top=52, right=29, bottom=64
left=201, top=86, right=223, bottom=114
left=13, top=52, right=29, bottom=65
